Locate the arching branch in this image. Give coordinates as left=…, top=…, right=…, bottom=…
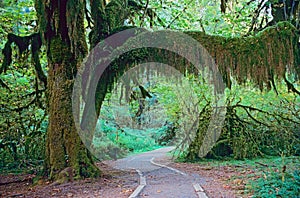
left=166, top=0, right=194, bottom=28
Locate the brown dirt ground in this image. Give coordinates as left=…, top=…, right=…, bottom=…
left=170, top=162, right=256, bottom=198
left=0, top=163, right=138, bottom=198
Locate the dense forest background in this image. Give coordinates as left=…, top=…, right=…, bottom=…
left=0, top=0, right=299, bottom=195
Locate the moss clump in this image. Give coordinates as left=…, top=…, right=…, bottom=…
left=49, top=36, right=72, bottom=64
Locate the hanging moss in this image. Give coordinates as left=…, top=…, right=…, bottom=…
left=1, top=41, right=12, bottom=73
left=81, top=22, right=300, bottom=162
left=66, top=0, right=88, bottom=60
left=34, top=0, right=47, bottom=39
left=185, top=21, right=299, bottom=89
left=89, top=0, right=109, bottom=48
left=1, top=32, right=46, bottom=86
left=87, top=22, right=300, bottom=124
left=31, top=33, right=47, bottom=86
left=105, top=0, right=128, bottom=30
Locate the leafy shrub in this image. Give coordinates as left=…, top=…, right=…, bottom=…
left=250, top=170, right=300, bottom=198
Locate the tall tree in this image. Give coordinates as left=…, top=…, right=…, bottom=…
left=0, top=0, right=161, bottom=180
left=34, top=0, right=99, bottom=180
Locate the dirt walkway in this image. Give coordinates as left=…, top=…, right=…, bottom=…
left=105, top=147, right=209, bottom=198
left=107, top=147, right=175, bottom=172
left=138, top=167, right=203, bottom=198
left=0, top=147, right=242, bottom=197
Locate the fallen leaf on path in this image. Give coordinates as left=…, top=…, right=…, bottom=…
left=223, top=184, right=231, bottom=190
left=233, top=179, right=244, bottom=185
left=122, top=189, right=133, bottom=193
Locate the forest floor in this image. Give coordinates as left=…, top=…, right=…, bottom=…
left=0, top=163, right=244, bottom=198
left=1, top=148, right=298, bottom=197
left=0, top=162, right=138, bottom=198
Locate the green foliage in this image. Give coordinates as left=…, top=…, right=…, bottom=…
left=128, top=0, right=269, bottom=36
left=251, top=170, right=300, bottom=198
left=0, top=0, right=36, bottom=38
left=0, top=68, right=47, bottom=171
left=0, top=0, right=47, bottom=173
left=248, top=156, right=300, bottom=198
left=225, top=80, right=299, bottom=158
left=91, top=68, right=208, bottom=159
left=91, top=119, right=165, bottom=159
left=186, top=78, right=300, bottom=160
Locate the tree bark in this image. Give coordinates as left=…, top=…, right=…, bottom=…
left=35, top=0, right=100, bottom=180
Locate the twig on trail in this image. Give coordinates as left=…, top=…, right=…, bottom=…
left=233, top=164, right=249, bottom=168
left=255, top=161, right=268, bottom=167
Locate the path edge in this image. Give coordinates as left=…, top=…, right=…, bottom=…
left=128, top=169, right=146, bottom=198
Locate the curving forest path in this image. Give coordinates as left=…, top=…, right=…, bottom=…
left=0, top=147, right=239, bottom=197
left=106, top=147, right=209, bottom=198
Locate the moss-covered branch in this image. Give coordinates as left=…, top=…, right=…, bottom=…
left=1, top=32, right=47, bottom=87
left=186, top=21, right=300, bottom=90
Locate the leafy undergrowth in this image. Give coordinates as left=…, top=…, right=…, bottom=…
left=193, top=156, right=300, bottom=197
left=0, top=160, right=43, bottom=175
left=91, top=119, right=169, bottom=160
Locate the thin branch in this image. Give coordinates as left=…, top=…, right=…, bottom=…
left=166, top=0, right=194, bottom=28
left=139, top=0, right=149, bottom=27
left=199, top=18, right=206, bottom=33
left=243, top=106, right=271, bottom=127
left=255, top=161, right=268, bottom=167
left=235, top=0, right=257, bottom=18
left=248, top=1, right=267, bottom=33
left=235, top=104, right=300, bottom=125
left=284, top=75, right=300, bottom=96
left=128, top=0, right=166, bottom=27
left=283, top=0, right=288, bottom=20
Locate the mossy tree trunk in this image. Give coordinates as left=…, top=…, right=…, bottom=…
left=35, top=0, right=100, bottom=180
